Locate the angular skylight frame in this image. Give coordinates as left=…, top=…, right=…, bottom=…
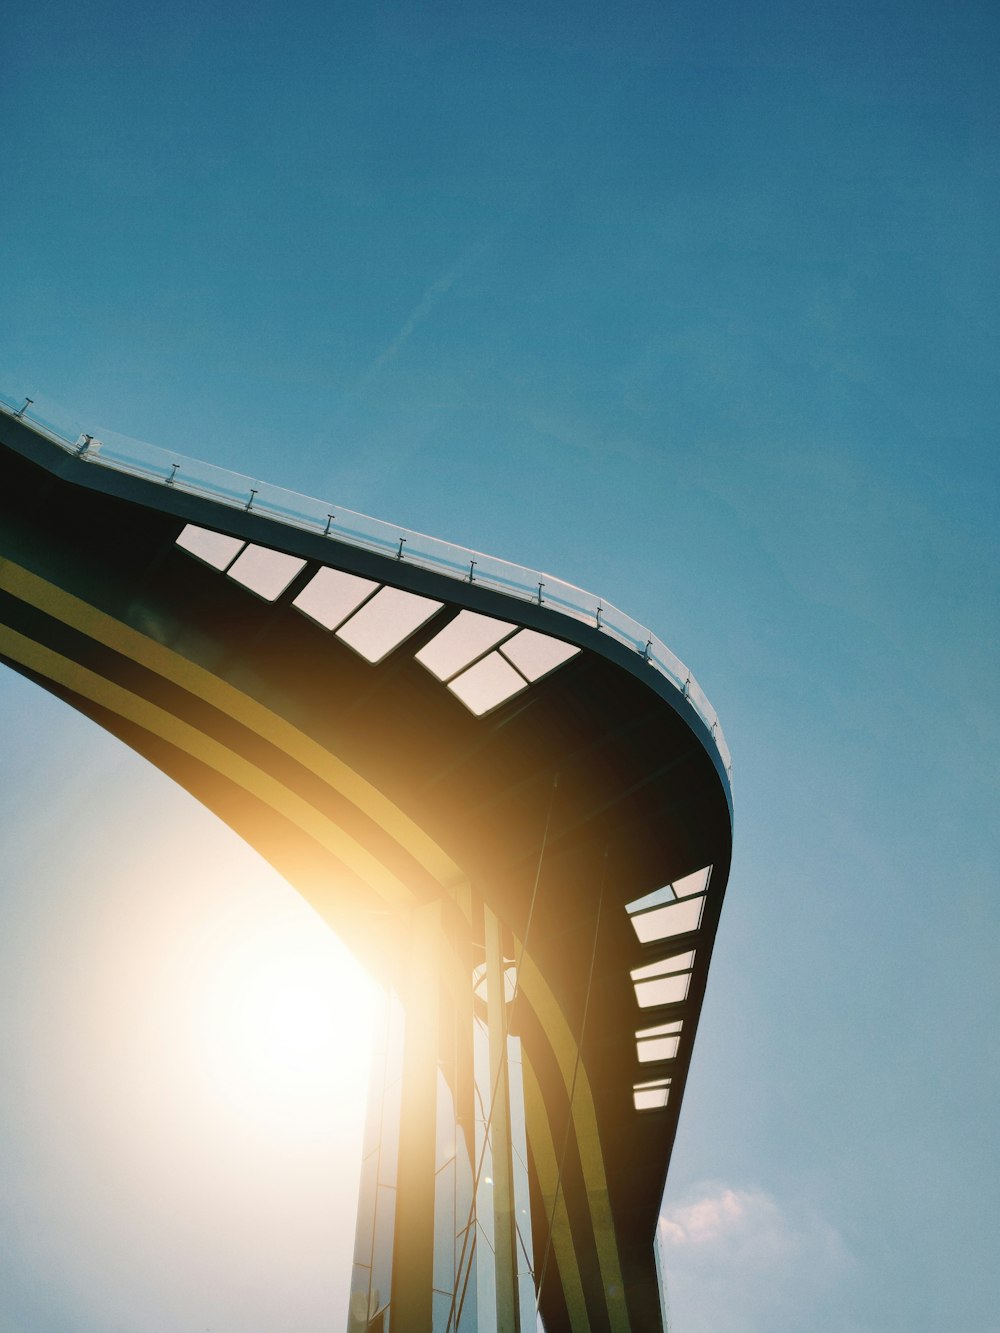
left=636, top=1033, right=680, bottom=1064
left=625, top=884, right=676, bottom=914
left=335, top=585, right=443, bottom=664
left=292, top=567, right=380, bottom=631
left=636, top=1020, right=683, bottom=1038
left=415, top=610, right=517, bottom=682
left=630, top=952, right=695, bottom=981
left=175, top=524, right=245, bottom=571
left=633, top=1078, right=671, bottom=1112
left=630, top=952, right=695, bottom=1010
left=498, top=629, right=580, bottom=683
left=226, top=544, right=308, bottom=601
left=628, top=894, right=706, bottom=945
left=672, top=866, right=712, bottom=898
left=625, top=865, right=712, bottom=919
left=447, top=652, right=529, bottom=716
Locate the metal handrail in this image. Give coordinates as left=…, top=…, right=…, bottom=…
left=0, top=391, right=731, bottom=777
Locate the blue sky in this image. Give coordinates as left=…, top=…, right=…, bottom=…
left=2, top=2, right=998, bottom=1329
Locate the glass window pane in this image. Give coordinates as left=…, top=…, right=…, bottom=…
left=625, top=884, right=676, bottom=914
left=371, top=1183, right=396, bottom=1308
left=634, top=972, right=690, bottom=1008
left=636, top=1020, right=683, bottom=1038
left=348, top=1266, right=376, bottom=1330
left=499, top=629, right=580, bottom=682
left=433, top=1290, right=454, bottom=1333
left=353, top=1151, right=378, bottom=1264
left=415, top=610, right=516, bottom=681
left=637, top=1034, right=680, bottom=1062
left=433, top=1157, right=457, bottom=1294
left=447, top=652, right=529, bottom=716
left=226, top=544, right=307, bottom=600
left=630, top=951, right=695, bottom=981
left=672, top=865, right=712, bottom=897
left=633, top=1085, right=671, bottom=1111
left=336, top=585, right=443, bottom=663
left=630, top=894, right=705, bottom=943
left=292, top=566, right=378, bottom=630
left=176, top=524, right=244, bottom=570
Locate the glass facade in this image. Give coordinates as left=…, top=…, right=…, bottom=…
left=350, top=972, right=535, bottom=1332
left=349, top=992, right=406, bottom=1332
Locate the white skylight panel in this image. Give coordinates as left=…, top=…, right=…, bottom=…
left=633, top=1078, right=671, bottom=1111
left=636, top=1021, right=683, bottom=1060
left=335, top=586, right=443, bottom=663
left=499, top=629, right=580, bottom=682
left=625, top=866, right=711, bottom=918
left=226, top=545, right=307, bottom=600
left=292, top=567, right=379, bottom=631
left=635, top=976, right=688, bottom=1008
left=630, top=952, right=695, bottom=980
left=629, top=893, right=705, bottom=944
left=637, top=1034, right=680, bottom=1063
left=672, top=865, right=712, bottom=898
left=176, top=524, right=245, bottom=571
left=625, top=885, right=675, bottom=914
left=631, top=953, right=694, bottom=1009
left=636, top=1020, right=683, bottom=1038
left=447, top=652, right=529, bottom=716
left=415, top=610, right=516, bottom=681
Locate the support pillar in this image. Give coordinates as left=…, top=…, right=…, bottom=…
left=484, top=905, right=521, bottom=1333
left=390, top=902, right=442, bottom=1333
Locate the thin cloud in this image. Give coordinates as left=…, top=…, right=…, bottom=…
left=358, top=237, right=492, bottom=387
left=659, top=1183, right=852, bottom=1333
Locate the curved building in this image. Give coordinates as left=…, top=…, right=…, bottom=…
left=0, top=394, right=733, bottom=1333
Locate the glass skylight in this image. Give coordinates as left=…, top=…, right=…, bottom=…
left=630, top=952, right=695, bottom=980
left=499, top=629, right=580, bottom=682
left=633, top=974, right=690, bottom=1008
left=226, top=544, right=307, bottom=600
left=630, top=953, right=694, bottom=1009
left=335, top=586, right=443, bottom=663
left=447, top=652, right=528, bottom=716
left=624, top=885, right=676, bottom=915
left=673, top=866, right=712, bottom=897
left=636, top=1020, right=683, bottom=1038
left=624, top=865, right=712, bottom=918
left=415, top=610, right=516, bottom=681
left=628, top=894, right=705, bottom=945
left=176, top=524, right=245, bottom=571
left=633, top=1078, right=671, bottom=1112
left=292, top=567, right=379, bottom=631
left=636, top=1020, right=683, bottom=1060
left=637, top=1033, right=680, bottom=1063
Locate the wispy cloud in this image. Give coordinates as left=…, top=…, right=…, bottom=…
left=659, top=1183, right=852, bottom=1333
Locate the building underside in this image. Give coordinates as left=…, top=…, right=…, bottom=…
left=0, top=399, right=733, bottom=1333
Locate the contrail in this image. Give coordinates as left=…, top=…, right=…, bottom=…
left=358, top=236, right=492, bottom=386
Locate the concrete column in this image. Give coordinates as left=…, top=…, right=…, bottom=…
left=485, top=905, right=521, bottom=1333
left=390, top=902, right=441, bottom=1333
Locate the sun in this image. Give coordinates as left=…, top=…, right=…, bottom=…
left=193, top=882, right=377, bottom=1134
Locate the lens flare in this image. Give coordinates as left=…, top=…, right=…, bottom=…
left=195, top=887, right=376, bottom=1134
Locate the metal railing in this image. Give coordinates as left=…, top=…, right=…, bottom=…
left=0, top=390, right=731, bottom=777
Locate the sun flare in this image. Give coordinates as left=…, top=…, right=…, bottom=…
left=194, top=884, right=377, bottom=1133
